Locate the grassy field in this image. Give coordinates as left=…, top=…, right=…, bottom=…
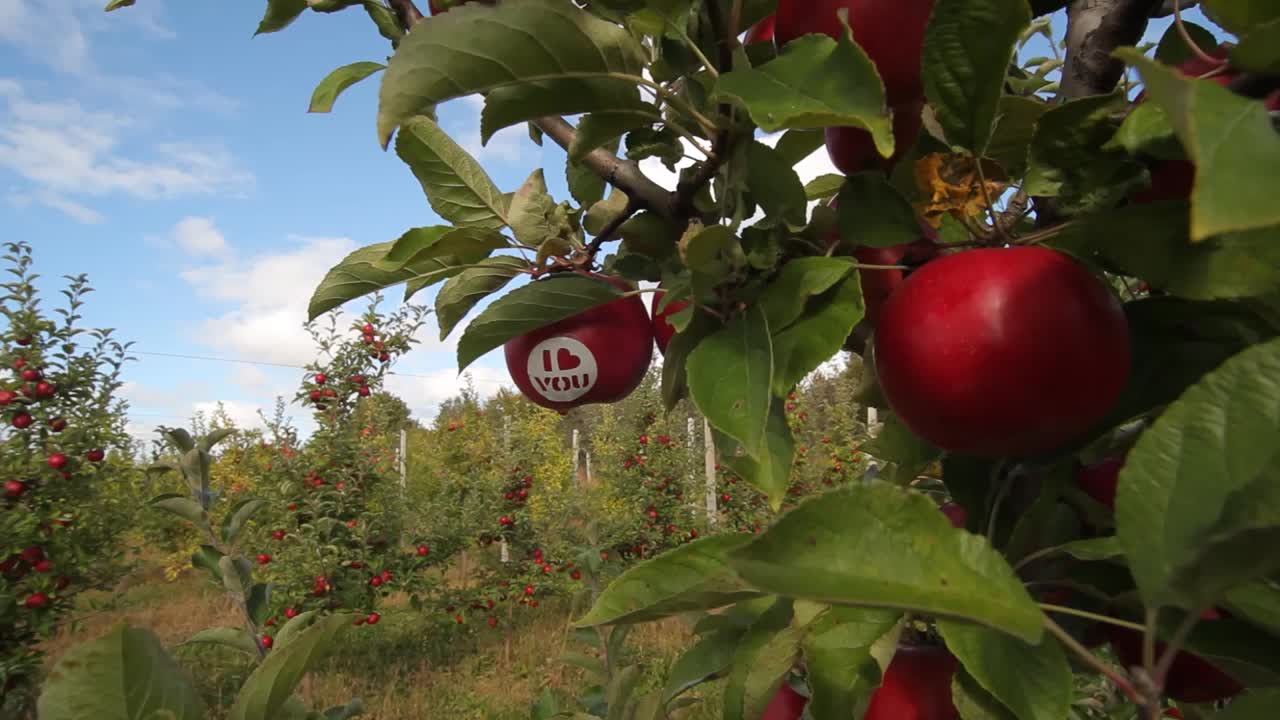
left=39, top=560, right=719, bottom=719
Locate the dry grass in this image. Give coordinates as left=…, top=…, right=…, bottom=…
left=38, top=561, right=709, bottom=720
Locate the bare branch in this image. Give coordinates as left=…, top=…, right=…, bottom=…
left=675, top=0, right=734, bottom=216
left=587, top=196, right=643, bottom=258
left=1059, top=0, right=1160, bottom=99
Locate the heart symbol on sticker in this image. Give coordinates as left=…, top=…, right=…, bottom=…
left=557, top=347, right=582, bottom=371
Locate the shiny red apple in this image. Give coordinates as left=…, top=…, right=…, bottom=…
left=505, top=276, right=653, bottom=411
left=826, top=99, right=924, bottom=176
left=650, top=290, right=690, bottom=354
left=865, top=644, right=960, bottom=719
left=876, top=246, right=1131, bottom=458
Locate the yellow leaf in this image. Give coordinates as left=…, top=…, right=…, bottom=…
left=912, top=152, right=1006, bottom=229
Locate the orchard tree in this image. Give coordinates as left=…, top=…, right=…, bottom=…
left=0, top=242, right=136, bottom=713
left=101, top=0, right=1280, bottom=719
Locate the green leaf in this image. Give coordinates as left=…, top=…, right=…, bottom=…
left=508, top=169, right=566, bottom=250
left=104, top=0, right=136, bottom=11
left=559, top=652, right=606, bottom=679
left=184, top=627, right=260, bottom=656
left=180, top=448, right=211, bottom=502
left=362, top=1, right=403, bottom=46
left=661, top=306, right=717, bottom=411
left=1225, top=581, right=1280, bottom=638
left=804, top=608, right=902, bottom=720
left=1201, top=0, right=1280, bottom=36
left=737, top=623, right=805, bottom=720
left=605, top=665, right=642, bottom=720
left=1117, top=336, right=1280, bottom=610
left=746, top=141, right=807, bottom=225
left=938, top=621, right=1071, bottom=720
left=687, top=305, right=773, bottom=459
left=434, top=256, right=528, bottom=340
left=714, top=402, right=795, bottom=511
left=308, top=61, right=384, bottom=113
left=149, top=494, right=207, bottom=527
left=662, top=628, right=742, bottom=702
left=229, top=613, right=353, bottom=720
left=770, top=275, right=864, bottom=396
left=771, top=129, right=826, bottom=167
left=713, top=33, right=891, bottom=145
left=1155, top=21, right=1219, bottom=67
left=864, top=412, right=943, bottom=485
left=1025, top=90, right=1145, bottom=212
left=254, top=0, right=307, bottom=35
left=383, top=226, right=510, bottom=272
left=198, top=428, right=237, bottom=452
left=757, top=257, right=855, bottom=332
left=721, top=600, right=795, bottom=720
left=531, top=687, right=562, bottom=720
left=273, top=610, right=321, bottom=650
left=1051, top=201, right=1280, bottom=301
left=1233, top=18, right=1280, bottom=74
left=569, top=113, right=650, bottom=163
left=729, top=482, right=1045, bottom=643
left=246, top=582, right=272, bottom=626
left=481, top=80, right=652, bottom=145
left=951, top=670, right=1018, bottom=720
left=804, top=174, right=845, bottom=201
left=836, top=173, right=922, bottom=250
left=576, top=534, right=763, bottom=627
left=1117, top=49, right=1280, bottom=240
left=985, top=96, right=1048, bottom=177
left=396, top=115, right=510, bottom=230
left=308, top=242, right=416, bottom=319
left=220, top=555, right=253, bottom=596
left=456, top=273, right=625, bottom=371
left=1106, top=101, right=1178, bottom=158
left=163, top=427, right=195, bottom=453
left=922, top=0, right=1032, bottom=153
left=37, top=622, right=207, bottom=720
left=376, top=0, right=646, bottom=146
left=191, top=545, right=224, bottom=583
left=222, top=498, right=266, bottom=546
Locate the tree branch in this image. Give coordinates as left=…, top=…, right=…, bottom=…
left=675, top=0, right=734, bottom=216
left=1059, top=0, right=1160, bottom=99
left=388, top=0, right=425, bottom=28
left=587, top=196, right=642, bottom=258
left=532, top=116, right=679, bottom=220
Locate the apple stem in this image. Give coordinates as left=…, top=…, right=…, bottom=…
left=1038, top=603, right=1147, bottom=632
left=586, top=196, right=643, bottom=258
left=1044, top=617, right=1144, bottom=704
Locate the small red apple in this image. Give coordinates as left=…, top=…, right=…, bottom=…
left=85, top=448, right=105, bottom=463
left=826, top=100, right=924, bottom=176
left=15, top=336, right=32, bottom=346
left=745, top=14, right=776, bottom=45
left=47, top=453, right=68, bottom=470
left=261, top=635, right=273, bottom=649
left=1076, top=457, right=1124, bottom=510
left=34, top=559, right=52, bottom=573
left=309, top=389, right=323, bottom=402
left=271, top=529, right=286, bottom=541
left=875, top=246, right=1130, bottom=458
left=650, top=289, right=690, bottom=355
left=417, top=545, right=430, bottom=556
left=506, top=276, right=653, bottom=411
left=4, top=479, right=25, bottom=499
left=24, top=592, right=49, bottom=610
left=864, top=644, right=959, bottom=719
left=49, top=417, right=67, bottom=432
left=366, top=612, right=380, bottom=625
left=34, top=381, right=56, bottom=399
left=0, top=389, right=15, bottom=405
left=285, top=606, right=299, bottom=619
left=314, top=372, right=327, bottom=384
left=12, top=412, right=33, bottom=429
left=358, top=386, right=371, bottom=397
left=939, top=502, right=967, bottom=529
left=256, top=553, right=272, bottom=565
left=20, top=368, right=40, bottom=382
left=761, top=681, right=807, bottom=720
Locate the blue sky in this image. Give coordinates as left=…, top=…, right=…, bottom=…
left=0, top=2, right=1213, bottom=442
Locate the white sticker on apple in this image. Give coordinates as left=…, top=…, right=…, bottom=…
left=526, top=336, right=597, bottom=403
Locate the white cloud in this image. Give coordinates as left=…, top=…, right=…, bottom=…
left=384, top=365, right=512, bottom=415
left=0, top=0, right=173, bottom=74
left=172, top=216, right=229, bottom=256
left=0, top=80, right=253, bottom=221
left=192, top=400, right=268, bottom=432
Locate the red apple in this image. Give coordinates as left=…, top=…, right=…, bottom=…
left=366, top=612, right=380, bottom=625
left=876, top=246, right=1131, bottom=458
left=314, top=372, right=327, bottom=384
left=864, top=645, right=960, bottom=719
left=20, top=368, right=40, bottom=382
left=825, top=100, right=924, bottom=176
left=775, top=0, right=936, bottom=105
left=4, top=479, right=25, bottom=499
left=25, top=592, right=49, bottom=610
left=85, top=448, right=105, bottom=463
left=651, top=290, right=691, bottom=355
left=12, top=412, right=33, bottom=429
left=505, top=276, right=653, bottom=411
left=745, top=14, right=776, bottom=45
left=256, top=553, right=272, bottom=565
left=49, top=417, right=67, bottom=432
left=285, top=606, right=299, bottom=619
left=1107, top=624, right=1243, bottom=703
left=47, top=453, right=68, bottom=470
left=761, top=681, right=807, bottom=720
left=1077, top=457, right=1124, bottom=510
left=261, top=635, right=273, bottom=649
left=417, top=545, right=430, bottom=556
left=0, top=389, right=15, bottom=405
left=939, top=502, right=967, bottom=529
left=34, top=381, right=56, bottom=399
